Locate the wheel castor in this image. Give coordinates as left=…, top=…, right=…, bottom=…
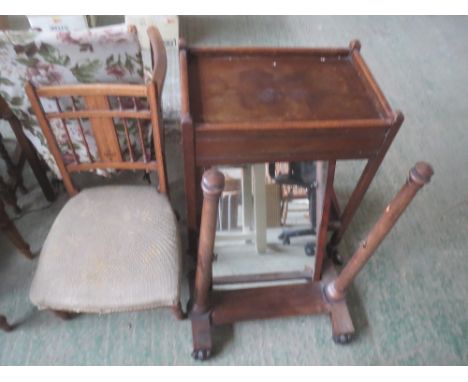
left=304, top=242, right=315, bottom=256
left=333, top=333, right=353, bottom=344
left=192, top=348, right=211, bottom=360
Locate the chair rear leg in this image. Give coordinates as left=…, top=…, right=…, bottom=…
left=0, top=200, right=32, bottom=259
left=0, top=315, right=13, bottom=332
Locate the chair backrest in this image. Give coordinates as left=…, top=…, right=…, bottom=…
left=25, top=79, right=167, bottom=197
left=0, top=24, right=166, bottom=180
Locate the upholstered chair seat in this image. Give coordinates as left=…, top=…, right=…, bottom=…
left=30, top=186, right=181, bottom=313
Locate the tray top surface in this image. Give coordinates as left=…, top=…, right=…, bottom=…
left=187, top=51, right=386, bottom=124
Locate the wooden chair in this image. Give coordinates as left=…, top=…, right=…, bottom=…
left=24, top=26, right=185, bottom=319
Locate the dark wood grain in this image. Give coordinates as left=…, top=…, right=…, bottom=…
left=188, top=53, right=386, bottom=124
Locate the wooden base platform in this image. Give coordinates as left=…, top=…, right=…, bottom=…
left=190, top=264, right=354, bottom=360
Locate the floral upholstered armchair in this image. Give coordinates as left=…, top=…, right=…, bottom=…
left=0, top=24, right=152, bottom=178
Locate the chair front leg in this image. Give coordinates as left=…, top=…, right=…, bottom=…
left=190, top=169, right=225, bottom=360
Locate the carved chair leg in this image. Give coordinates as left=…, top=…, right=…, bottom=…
left=0, top=315, right=13, bottom=332
left=0, top=199, right=32, bottom=259
left=190, top=169, right=225, bottom=360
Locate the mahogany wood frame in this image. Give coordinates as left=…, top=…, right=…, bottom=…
left=179, top=40, right=425, bottom=359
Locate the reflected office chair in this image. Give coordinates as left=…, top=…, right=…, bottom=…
left=268, top=161, right=317, bottom=256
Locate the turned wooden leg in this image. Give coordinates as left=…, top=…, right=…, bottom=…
left=0, top=199, right=33, bottom=259
left=0, top=315, right=13, bottom=332
left=190, top=169, right=225, bottom=360
left=325, top=162, right=434, bottom=303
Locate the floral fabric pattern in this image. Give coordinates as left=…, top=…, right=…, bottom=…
left=0, top=25, right=146, bottom=177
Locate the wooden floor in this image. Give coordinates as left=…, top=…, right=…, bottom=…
left=0, top=16, right=467, bottom=365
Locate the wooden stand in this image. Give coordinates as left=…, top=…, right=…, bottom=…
left=180, top=40, right=433, bottom=359
left=190, top=162, right=433, bottom=359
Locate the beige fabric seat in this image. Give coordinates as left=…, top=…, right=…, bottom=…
left=30, top=185, right=181, bottom=314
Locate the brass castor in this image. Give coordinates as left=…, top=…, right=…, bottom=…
left=192, top=348, right=211, bottom=360
left=333, top=333, right=353, bottom=344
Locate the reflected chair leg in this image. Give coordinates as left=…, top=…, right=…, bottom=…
left=0, top=199, right=32, bottom=259
left=0, top=315, right=13, bottom=332
left=190, top=169, right=225, bottom=360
